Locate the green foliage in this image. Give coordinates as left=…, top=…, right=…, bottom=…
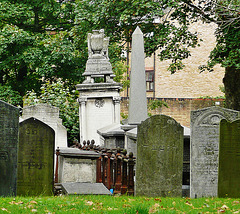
left=148, top=99, right=168, bottom=116
left=24, top=79, right=79, bottom=145
left=0, top=1, right=84, bottom=96
left=74, top=0, right=199, bottom=74
left=113, top=61, right=130, bottom=89
left=148, top=99, right=169, bottom=111
left=194, top=0, right=240, bottom=71
left=0, top=85, right=22, bottom=106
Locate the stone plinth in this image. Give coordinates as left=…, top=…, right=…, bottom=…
left=58, top=148, right=100, bottom=183
left=76, top=83, right=122, bottom=145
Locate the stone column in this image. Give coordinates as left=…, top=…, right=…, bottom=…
left=78, top=98, right=87, bottom=143
left=113, top=97, right=121, bottom=123
left=128, top=26, right=148, bottom=125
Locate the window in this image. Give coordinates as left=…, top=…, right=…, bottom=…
left=146, top=69, right=154, bottom=91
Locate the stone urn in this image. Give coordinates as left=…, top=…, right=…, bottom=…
left=90, top=30, right=104, bottom=54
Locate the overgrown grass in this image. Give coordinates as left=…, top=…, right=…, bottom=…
left=0, top=195, right=240, bottom=213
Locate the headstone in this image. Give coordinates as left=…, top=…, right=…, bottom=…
left=128, top=26, right=148, bottom=125
left=61, top=183, right=112, bottom=195
left=17, top=117, right=55, bottom=196
left=218, top=119, right=240, bottom=198
left=190, top=106, right=239, bottom=198
left=21, top=103, right=67, bottom=148
left=0, top=100, right=19, bottom=197
left=136, top=115, right=183, bottom=197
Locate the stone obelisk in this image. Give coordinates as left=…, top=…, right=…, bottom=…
left=128, top=26, right=148, bottom=125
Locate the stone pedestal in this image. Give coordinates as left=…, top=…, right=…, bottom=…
left=58, top=148, right=100, bottom=183
left=76, top=83, right=122, bottom=145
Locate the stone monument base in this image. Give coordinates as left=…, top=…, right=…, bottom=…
left=76, top=83, right=122, bottom=145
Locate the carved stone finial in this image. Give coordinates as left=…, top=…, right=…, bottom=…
left=83, top=29, right=115, bottom=84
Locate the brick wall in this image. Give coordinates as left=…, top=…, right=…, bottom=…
left=120, top=97, right=225, bottom=127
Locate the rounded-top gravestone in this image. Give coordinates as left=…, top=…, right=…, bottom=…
left=136, top=115, right=183, bottom=197
left=190, top=106, right=239, bottom=198
left=17, top=117, right=55, bottom=196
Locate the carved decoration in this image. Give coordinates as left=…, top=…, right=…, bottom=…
left=95, top=99, right=105, bottom=108
left=82, top=29, right=115, bottom=83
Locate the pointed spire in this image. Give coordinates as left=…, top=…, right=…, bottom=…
left=128, top=26, right=148, bottom=125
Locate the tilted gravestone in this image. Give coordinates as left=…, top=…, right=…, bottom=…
left=0, top=100, right=19, bottom=197
left=17, top=118, right=55, bottom=196
left=218, top=119, right=240, bottom=198
left=136, top=115, right=183, bottom=197
left=190, top=106, right=239, bottom=198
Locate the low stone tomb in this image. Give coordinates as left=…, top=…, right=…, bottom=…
left=218, top=119, right=240, bottom=198
left=136, top=115, right=183, bottom=197
left=17, top=118, right=55, bottom=196
left=0, top=100, right=19, bottom=197
left=57, top=148, right=100, bottom=183
left=61, top=183, right=112, bottom=195
left=190, top=106, right=239, bottom=198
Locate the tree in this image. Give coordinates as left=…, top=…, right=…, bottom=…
left=182, top=0, right=240, bottom=109
left=24, top=79, right=79, bottom=145
left=208, top=0, right=240, bottom=110
left=0, top=0, right=84, bottom=97
left=74, top=0, right=199, bottom=72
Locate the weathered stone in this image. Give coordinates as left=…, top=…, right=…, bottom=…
left=21, top=103, right=67, bottom=148
left=218, top=119, right=240, bottom=198
left=136, top=115, right=183, bottom=197
left=58, top=148, right=100, bottom=183
left=61, top=182, right=112, bottom=195
left=97, top=123, right=125, bottom=148
left=0, top=100, right=19, bottom=197
left=76, top=83, right=122, bottom=145
left=128, top=26, right=148, bottom=125
left=82, top=29, right=114, bottom=83
left=190, top=106, right=239, bottom=198
left=17, top=118, right=55, bottom=196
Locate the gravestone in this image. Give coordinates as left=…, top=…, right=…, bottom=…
left=17, top=117, right=55, bottom=196
left=190, top=106, right=239, bottom=198
left=218, top=119, right=240, bottom=198
left=136, top=115, right=183, bottom=197
left=0, top=100, right=19, bottom=197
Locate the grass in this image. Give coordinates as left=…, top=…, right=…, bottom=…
left=0, top=195, right=240, bottom=213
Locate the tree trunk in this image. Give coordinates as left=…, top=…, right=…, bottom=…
left=223, top=66, right=240, bottom=110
